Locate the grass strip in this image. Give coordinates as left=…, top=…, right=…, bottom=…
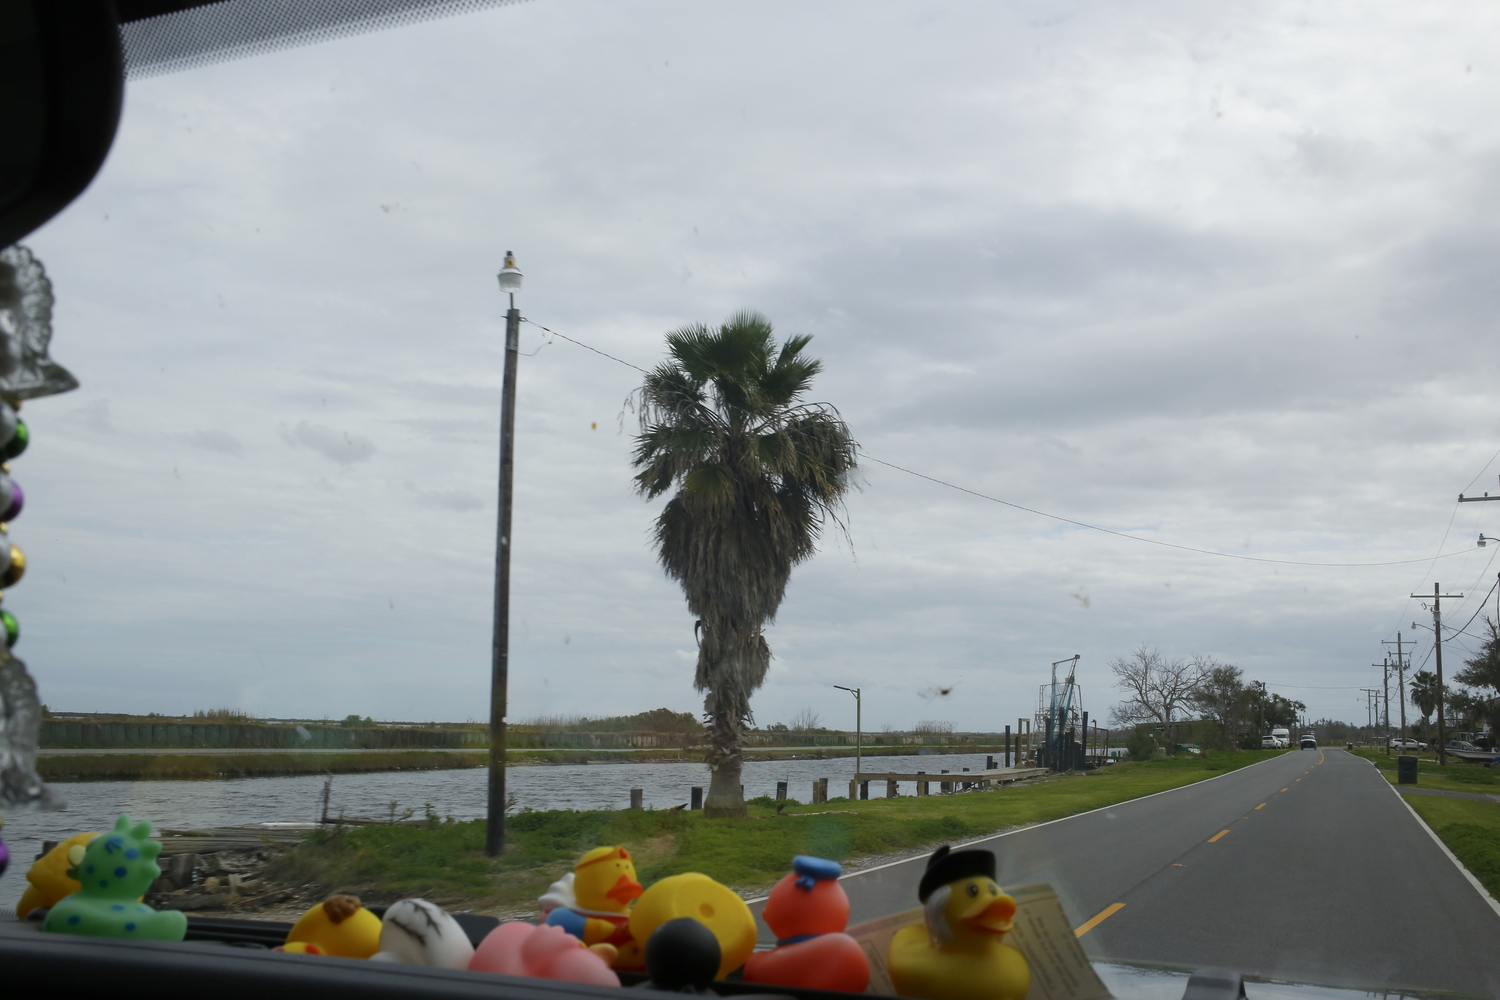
left=263, top=749, right=1280, bottom=915
left=1346, top=748, right=1500, bottom=796
left=1402, top=794, right=1500, bottom=900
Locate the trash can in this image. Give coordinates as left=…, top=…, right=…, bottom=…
left=1397, top=754, right=1418, bottom=785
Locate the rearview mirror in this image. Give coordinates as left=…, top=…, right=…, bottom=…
left=0, top=1, right=123, bottom=248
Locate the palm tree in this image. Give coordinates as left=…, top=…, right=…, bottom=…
left=1410, top=670, right=1439, bottom=726
left=633, top=311, right=857, bottom=818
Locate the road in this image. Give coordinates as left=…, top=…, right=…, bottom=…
left=826, top=750, right=1500, bottom=997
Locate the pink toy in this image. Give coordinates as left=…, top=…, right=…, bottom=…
left=469, top=921, right=620, bottom=987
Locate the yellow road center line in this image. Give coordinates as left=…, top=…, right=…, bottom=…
left=1073, top=903, right=1125, bottom=938
left=1255, top=803, right=1266, bottom=809
left=1209, top=829, right=1230, bottom=842
left=1281, top=788, right=1288, bottom=792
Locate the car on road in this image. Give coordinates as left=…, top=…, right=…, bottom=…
left=1300, top=735, right=1317, bottom=749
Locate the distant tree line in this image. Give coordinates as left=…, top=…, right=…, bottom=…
left=1108, top=625, right=1500, bottom=753
left=1107, top=645, right=1305, bottom=751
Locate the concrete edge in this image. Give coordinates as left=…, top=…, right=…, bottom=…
left=765, top=750, right=1292, bottom=901
left=1382, top=765, right=1500, bottom=921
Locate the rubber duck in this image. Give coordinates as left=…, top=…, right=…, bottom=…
left=744, top=856, right=869, bottom=993
left=629, top=871, right=757, bottom=980
left=16, top=831, right=99, bottom=919
left=41, top=814, right=187, bottom=941
left=284, top=893, right=383, bottom=958
left=470, top=921, right=621, bottom=986
left=540, top=846, right=645, bottom=969
left=887, top=845, right=1030, bottom=1000
left=371, top=898, right=475, bottom=968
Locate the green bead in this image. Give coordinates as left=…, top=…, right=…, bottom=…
left=3, top=420, right=27, bottom=460
left=2, top=608, right=18, bottom=648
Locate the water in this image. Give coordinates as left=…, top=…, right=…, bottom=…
left=0, top=751, right=1007, bottom=909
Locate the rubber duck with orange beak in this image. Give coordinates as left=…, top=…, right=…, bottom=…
left=888, top=846, right=1030, bottom=1000
left=540, top=846, right=646, bottom=969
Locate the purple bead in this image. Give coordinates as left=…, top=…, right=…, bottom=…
left=2, top=480, right=22, bottom=522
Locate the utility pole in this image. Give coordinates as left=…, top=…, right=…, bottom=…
left=1374, top=657, right=1391, bottom=755
left=1360, top=688, right=1380, bottom=743
left=1382, top=633, right=1410, bottom=744
left=834, top=685, right=862, bottom=778
left=1411, top=583, right=1462, bottom=766
left=486, top=252, right=524, bottom=857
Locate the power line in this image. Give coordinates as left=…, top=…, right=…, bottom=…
left=532, top=319, right=1477, bottom=570
left=522, top=318, right=647, bottom=373
left=865, top=456, right=1472, bottom=568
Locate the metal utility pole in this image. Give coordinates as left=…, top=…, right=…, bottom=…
left=1411, top=583, right=1462, bottom=767
left=486, top=252, right=524, bottom=857
left=1382, top=633, right=1409, bottom=744
left=834, top=685, right=862, bottom=778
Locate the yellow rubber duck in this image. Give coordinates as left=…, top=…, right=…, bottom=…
left=541, top=846, right=645, bottom=968
left=285, top=894, right=383, bottom=958
left=888, top=846, right=1030, bottom=1000
left=16, top=832, right=101, bottom=919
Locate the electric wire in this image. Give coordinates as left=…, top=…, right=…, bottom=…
left=531, top=319, right=1480, bottom=570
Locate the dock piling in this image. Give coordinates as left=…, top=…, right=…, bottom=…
left=887, top=779, right=898, bottom=798
left=690, top=786, right=702, bottom=810
left=629, top=787, right=643, bottom=810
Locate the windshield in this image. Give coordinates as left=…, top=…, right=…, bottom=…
left=2, top=4, right=1499, bottom=999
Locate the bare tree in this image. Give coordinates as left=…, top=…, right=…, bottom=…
left=789, top=706, right=822, bottom=733
left=1108, top=645, right=1207, bottom=728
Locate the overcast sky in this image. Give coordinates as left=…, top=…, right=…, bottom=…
left=16, top=1, right=1500, bottom=732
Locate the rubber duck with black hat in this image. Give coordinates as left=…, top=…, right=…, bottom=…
left=887, top=845, right=1030, bottom=1000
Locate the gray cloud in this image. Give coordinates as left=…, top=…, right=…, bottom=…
left=16, top=1, right=1500, bottom=732
left=283, top=420, right=376, bottom=465
left=186, top=428, right=244, bottom=455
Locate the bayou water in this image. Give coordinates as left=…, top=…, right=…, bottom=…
left=0, top=751, right=1010, bottom=910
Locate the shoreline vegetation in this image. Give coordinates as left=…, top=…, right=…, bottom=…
left=229, top=750, right=1282, bottom=919
left=37, top=743, right=1017, bottom=781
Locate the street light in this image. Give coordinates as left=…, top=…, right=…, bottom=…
left=834, top=685, right=862, bottom=785
left=486, top=251, right=523, bottom=857
left=1479, top=534, right=1498, bottom=547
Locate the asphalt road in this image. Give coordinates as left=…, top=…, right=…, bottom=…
left=826, top=750, right=1500, bottom=997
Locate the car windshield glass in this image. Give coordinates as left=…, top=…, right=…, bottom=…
left=2, top=4, right=1500, bottom=1000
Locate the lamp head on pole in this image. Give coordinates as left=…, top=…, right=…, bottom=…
left=497, top=251, right=523, bottom=305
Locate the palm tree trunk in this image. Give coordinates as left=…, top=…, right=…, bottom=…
left=703, top=710, right=747, bottom=818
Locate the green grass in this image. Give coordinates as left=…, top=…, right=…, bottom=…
left=1402, top=794, right=1500, bottom=899
left=263, top=749, right=1280, bottom=915
left=1346, top=747, right=1500, bottom=795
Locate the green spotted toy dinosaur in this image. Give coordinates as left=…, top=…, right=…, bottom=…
left=42, top=814, right=186, bottom=941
